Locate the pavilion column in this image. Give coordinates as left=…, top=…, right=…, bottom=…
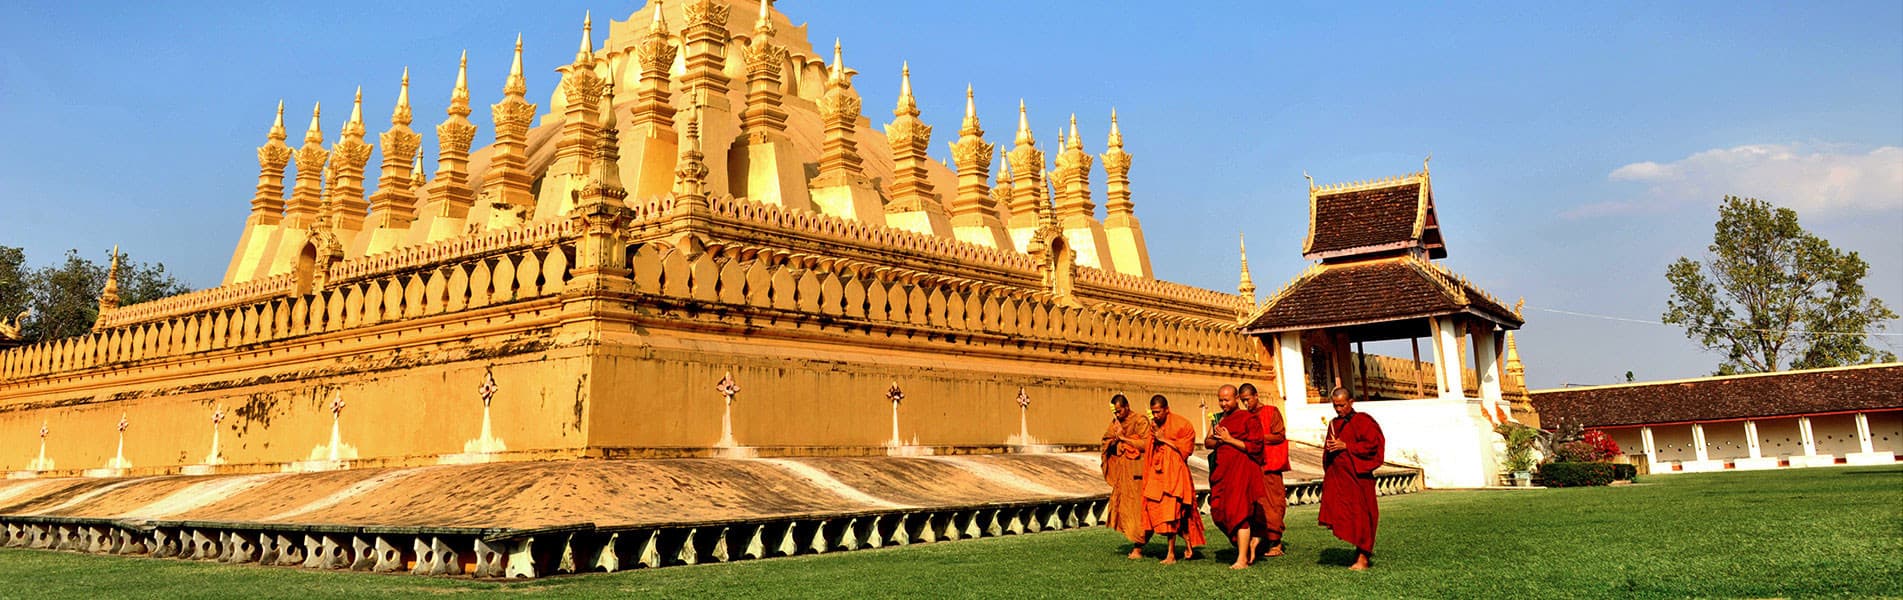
left=1744, top=420, right=1762, bottom=459
left=1473, top=327, right=1503, bottom=402
left=1691, top=423, right=1709, bottom=462
left=1855, top=413, right=1875, bottom=454
left=1432, top=316, right=1466, bottom=399
left=1799, top=417, right=1817, bottom=456
left=1276, top=332, right=1306, bottom=405
left=1640, top=426, right=1658, bottom=466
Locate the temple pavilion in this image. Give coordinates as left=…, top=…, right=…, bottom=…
left=1240, top=163, right=1528, bottom=487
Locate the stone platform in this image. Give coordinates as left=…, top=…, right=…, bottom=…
left=0, top=446, right=1420, bottom=578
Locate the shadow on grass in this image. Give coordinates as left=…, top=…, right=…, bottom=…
left=1316, top=547, right=1357, bottom=567
left=1841, top=467, right=1902, bottom=476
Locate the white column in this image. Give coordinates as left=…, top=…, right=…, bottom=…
left=1640, top=426, right=1657, bottom=466
left=1277, top=332, right=1306, bottom=406
left=1799, top=417, right=1817, bottom=456
left=1744, top=420, right=1762, bottom=459
left=1473, top=328, right=1503, bottom=402
left=1855, top=413, right=1875, bottom=454
left=1691, top=423, right=1709, bottom=462
left=1435, top=317, right=1466, bottom=399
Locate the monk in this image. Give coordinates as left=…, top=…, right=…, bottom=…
left=1240, top=382, right=1289, bottom=558
left=1319, top=387, right=1386, bottom=570
left=1100, top=393, right=1153, bottom=558
left=1131, top=394, right=1205, bottom=563
left=1204, top=385, right=1268, bottom=569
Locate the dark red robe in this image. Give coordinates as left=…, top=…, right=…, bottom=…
left=1319, top=410, right=1385, bottom=555
left=1208, top=409, right=1268, bottom=543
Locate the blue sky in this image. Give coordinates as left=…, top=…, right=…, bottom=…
left=2, top=1, right=1899, bottom=388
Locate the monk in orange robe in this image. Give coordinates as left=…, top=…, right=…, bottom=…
left=1241, top=382, right=1289, bottom=558
left=1135, top=394, right=1205, bottom=563
left=1205, top=385, right=1268, bottom=569
left=1319, top=387, right=1386, bottom=570
left=1101, top=393, right=1153, bottom=558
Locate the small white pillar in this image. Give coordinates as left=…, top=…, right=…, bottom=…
left=1276, top=332, right=1306, bottom=406
left=1799, top=417, right=1817, bottom=456
left=1855, top=413, right=1875, bottom=454
left=1691, top=423, right=1709, bottom=462
left=1640, top=426, right=1658, bottom=466
left=1473, top=328, right=1503, bottom=402
left=1745, top=420, right=1762, bottom=459
left=1433, top=317, right=1466, bottom=399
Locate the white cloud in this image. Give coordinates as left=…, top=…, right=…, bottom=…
left=1572, top=143, right=1903, bottom=218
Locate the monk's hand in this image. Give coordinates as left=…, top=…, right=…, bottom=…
left=1323, top=438, right=1345, bottom=452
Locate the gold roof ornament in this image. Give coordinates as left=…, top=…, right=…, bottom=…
left=391, top=68, right=413, bottom=127
left=1105, top=108, right=1123, bottom=150
left=342, top=86, right=366, bottom=140
left=449, top=51, right=471, bottom=117
left=505, top=33, right=527, bottom=98
left=575, top=11, right=595, bottom=67
left=303, top=102, right=324, bottom=147
left=1015, top=99, right=1033, bottom=146
left=268, top=99, right=288, bottom=143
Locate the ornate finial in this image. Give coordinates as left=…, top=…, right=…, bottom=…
left=505, top=33, right=527, bottom=97
left=98, top=245, right=122, bottom=314
left=269, top=100, right=287, bottom=142
left=575, top=12, right=596, bottom=66
left=651, top=0, right=669, bottom=31
left=754, top=0, right=774, bottom=35
left=304, top=102, right=324, bottom=146
left=1066, top=114, right=1082, bottom=152
left=894, top=61, right=917, bottom=117
left=1238, top=232, right=1256, bottom=299
left=1303, top=170, right=1314, bottom=190
left=1015, top=99, right=1032, bottom=146
left=391, top=68, right=413, bottom=126
left=450, top=51, right=471, bottom=116
left=343, top=86, right=365, bottom=138
left=674, top=105, right=709, bottom=198
left=828, top=38, right=845, bottom=86
left=963, top=85, right=978, bottom=124
left=411, top=153, right=424, bottom=181
left=717, top=371, right=740, bottom=399
left=1514, top=297, right=1525, bottom=319
left=886, top=381, right=905, bottom=405
left=1106, top=108, right=1123, bottom=149
left=1423, top=153, right=1432, bottom=176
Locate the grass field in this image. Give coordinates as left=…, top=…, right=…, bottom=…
left=2, top=466, right=1898, bottom=599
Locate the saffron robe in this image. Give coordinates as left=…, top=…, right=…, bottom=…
left=1101, top=414, right=1154, bottom=543
left=1256, top=405, right=1290, bottom=538
left=1142, top=412, right=1206, bottom=546
left=1208, top=409, right=1268, bottom=542
left=1319, top=410, right=1386, bottom=555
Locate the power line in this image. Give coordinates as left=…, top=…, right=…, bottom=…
left=1532, top=306, right=1903, bottom=338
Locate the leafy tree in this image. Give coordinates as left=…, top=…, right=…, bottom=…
left=15, top=248, right=192, bottom=342
left=0, top=246, right=26, bottom=322
left=1663, top=196, right=1897, bottom=374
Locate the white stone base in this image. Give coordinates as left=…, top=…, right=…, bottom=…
left=179, top=464, right=220, bottom=476
left=437, top=452, right=500, bottom=465
left=82, top=468, right=127, bottom=478
left=1733, top=457, right=1781, bottom=471
left=1679, top=460, right=1727, bottom=473
left=1789, top=455, right=1838, bottom=468
left=1845, top=451, right=1896, bottom=466
left=6, top=471, right=40, bottom=480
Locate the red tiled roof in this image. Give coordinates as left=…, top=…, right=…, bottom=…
left=1241, top=257, right=1523, bottom=333
left=1302, top=181, right=1444, bottom=260
left=1529, top=363, right=1903, bottom=428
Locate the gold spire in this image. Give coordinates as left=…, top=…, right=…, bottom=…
left=754, top=0, right=774, bottom=35
left=97, top=245, right=122, bottom=317
left=575, top=11, right=595, bottom=66
left=1066, top=114, right=1081, bottom=152
left=343, top=86, right=365, bottom=139
left=1015, top=100, right=1033, bottom=146
left=392, top=68, right=413, bottom=126
left=829, top=38, right=844, bottom=84
left=651, top=0, right=669, bottom=32
left=1238, top=232, right=1256, bottom=299
left=450, top=51, right=471, bottom=116
left=673, top=106, right=709, bottom=201
left=894, top=61, right=917, bottom=117
left=303, top=102, right=324, bottom=146
left=411, top=153, right=424, bottom=183
left=269, top=100, right=287, bottom=142
left=961, top=85, right=979, bottom=133
left=1106, top=108, right=1123, bottom=149
left=505, top=33, right=527, bottom=98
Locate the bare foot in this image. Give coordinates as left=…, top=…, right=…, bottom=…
left=1349, top=555, right=1371, bottom=570
left=1229, top=561, right=1249, bottom=570
left=1127, top=547, right=1143, bottom=560
left=1264, top=542, right=1284, bottom=557
left=1182, top=549, right=1196, bottom=561
left=1247, top=538, right=1260, bottom=562
left=1160, top=555, right=1178, bottom=565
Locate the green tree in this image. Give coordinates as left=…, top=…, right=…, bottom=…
left=0, top=246, right=26, bottom=321
left=19, top=248, right=192, bottom=342
left=1663, top=196, right=1897, bottom=374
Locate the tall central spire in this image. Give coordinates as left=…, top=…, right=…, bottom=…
left=327, top=87, right=373, bottom=234
left=286, top=102, right=330, bottom=225
left=482, top=34, right=538, bottom=220
left=370, top=69, right=423, bottom=236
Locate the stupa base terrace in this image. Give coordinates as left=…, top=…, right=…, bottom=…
left=0, top=448, right=1420, bottom=578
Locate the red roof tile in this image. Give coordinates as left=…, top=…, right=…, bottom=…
left=1529, top=364, right=1903, bottom=428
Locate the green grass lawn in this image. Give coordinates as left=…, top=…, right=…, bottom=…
left=3, top=466, right=1898, bottom=599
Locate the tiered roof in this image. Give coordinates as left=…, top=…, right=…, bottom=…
left=1302, top=170, right=1445, bottom=261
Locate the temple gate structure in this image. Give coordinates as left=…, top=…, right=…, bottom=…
left=1240, top=165, right=1529, bottom=488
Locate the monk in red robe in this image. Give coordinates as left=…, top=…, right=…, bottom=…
left=1133, top=394, right=1205, bottom=563
left=1241, top=382, right=1289, bottom=558
left=1101, top=394, right=1153, bottom=558
left=1319, top=387, right=1386, bottom=570
left=1205, top=386, right=1268, bottom=569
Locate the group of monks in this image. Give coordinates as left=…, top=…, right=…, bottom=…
left=1100, top=385, right=1386, bottom=570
